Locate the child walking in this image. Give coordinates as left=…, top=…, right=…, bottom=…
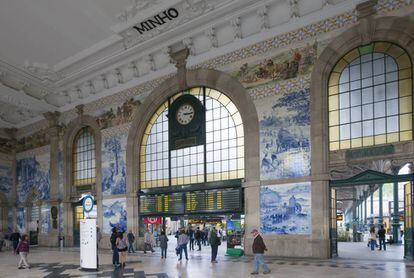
left=15, top=234, right=30, bottom=269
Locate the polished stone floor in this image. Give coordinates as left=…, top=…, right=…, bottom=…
left=0, top=245, right=413, bottom=278
left=338, top=241, right=404, bottom=262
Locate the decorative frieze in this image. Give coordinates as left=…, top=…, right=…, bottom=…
left=15, top=129, right=50, bottom=153
left=96, top=98, right=140, bottom=130
left=101, top=123, right=132, bottom=138
left=248, top=74, right=311, bottom=101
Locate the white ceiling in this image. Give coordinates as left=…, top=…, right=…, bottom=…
left=0, top=0, right=372, bottom=130
left=0, top=0, right=134, bottom=67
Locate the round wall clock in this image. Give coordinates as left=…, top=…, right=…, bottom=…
left=82, top=195, right=94, bottom=213
left=168, top=93, right=205, bottom=150
left=176, top=104, right=195, bottom=125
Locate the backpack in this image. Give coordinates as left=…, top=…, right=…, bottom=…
left=117, top=238, right=127, bottom=249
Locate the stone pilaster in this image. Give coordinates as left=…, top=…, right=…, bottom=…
left=40, top=112, right=61, bottom=246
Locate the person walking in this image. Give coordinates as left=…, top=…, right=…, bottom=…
left=15, top=234, right=30, bottom=269
left=369, top=227, right=376, bottom=251
left=378, top=225, right=386, bottom=251
left=209, top=227, right=220, bottom=263
left=127, top=230, right=135, bottom=253
left=207, top=228, right=211, bottom=246
left=96, top=227, right=102, bottom=247
left=116, top=232, right=128, bottom=268
left=188, top=227, right=195, bottom=251
left=195, top=227, right=202, bottom=251
left=201, top=228, right=207, bottom=246
left=175, top=230, right=180, bottom=244
left=153, top=230, right=159, bottom=247
left=159, top=231, right=169, bottom=259
left=10, top=230, right=21, bottom=251
left=0, top=232, right=4, bottom=252
left=177, top=229, right=189, bottom=261
left=110, top=228, right=120, bottom=267
left=144, top=229, right=155, bottom=253
left=251, top=229, right=271, bottom=275
left=96, top=227, right=102, bottom=268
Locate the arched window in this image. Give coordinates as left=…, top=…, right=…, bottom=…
left=328, top=42, right=412, bottom=150
left=73, top=127, right=96, bottom=186
left=140, top=87, right=244, bottom=188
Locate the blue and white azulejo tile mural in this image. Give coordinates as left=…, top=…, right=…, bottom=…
left=256, top=89, right=311, bottom=180
left=17, top=207, right=26, bottom=233
left=41, top=204, right=51, bottom=234
left=0, top=165, right=12, bottom=199
left=16, top=148, right=50, bottom=203
left=58, top=151, right=64, bottom=199
left=102, top=132, right=127, bottom=195
left=260, top=182, right=311, bottom=235
left=102, top=198, right=127, bottom=234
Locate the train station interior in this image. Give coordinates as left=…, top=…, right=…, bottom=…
left=0, top=0, right=414, bottom=277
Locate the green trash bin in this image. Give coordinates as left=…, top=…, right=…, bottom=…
left=226, top=247, right=244, bottom=257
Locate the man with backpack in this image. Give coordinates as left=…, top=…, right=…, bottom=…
left=209, top=227, right=220, bottom=263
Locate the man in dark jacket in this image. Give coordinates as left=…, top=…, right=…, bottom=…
left=378, top=225, right=386, bottom=251
left=110, top=228, right=120, bottom=267
left=188, top=227, right=195, bottom=251
left=251, top=229, right=271, bottom=275
left=195, top=227, right=202, bottom=251
left=209, top=227, right=220, bottom=263
left=127, top=230, right=135, bottom=253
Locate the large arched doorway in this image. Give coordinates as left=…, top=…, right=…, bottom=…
left=127, top=68, right=260, bottom=254
left=311, top=15, right=414, bottom=260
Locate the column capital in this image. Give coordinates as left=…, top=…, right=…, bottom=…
left=43, top=111, right=61, bottom=126
left=75, top=104, right=84, bottom=117
left=356, top=0, right=377, bottom=20
left=170, top=47, right=189, bottom=90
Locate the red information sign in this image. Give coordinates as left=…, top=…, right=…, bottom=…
left=143, top=217, right=162, bottom=224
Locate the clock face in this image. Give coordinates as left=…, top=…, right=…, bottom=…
left=176, top=104, right=195, bottom=125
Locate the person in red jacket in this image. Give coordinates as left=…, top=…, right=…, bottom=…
left=15, top=234, right=30, bottom=269
left=250, top=229, right=271, bottom=275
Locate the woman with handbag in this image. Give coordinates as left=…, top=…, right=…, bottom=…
left=116, top=232, right=128, bottom=268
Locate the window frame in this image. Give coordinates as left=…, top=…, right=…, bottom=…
left=72, top=126, right=97, bottom=186
left=328, top=42, right=413, bottom=151
left=139, top=87, right=245, bottom=189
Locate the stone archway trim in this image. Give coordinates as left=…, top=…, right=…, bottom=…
left=310, top=15, right=414, bottom=176
left=62, top=115, right=102, bottom=201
